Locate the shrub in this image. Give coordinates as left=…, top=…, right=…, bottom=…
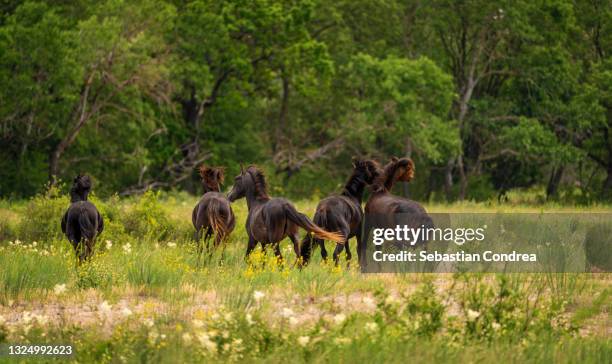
left=17, top=184, right=69, bottom=243
left=121, top=191, right=176, bottom=241
left=448, top=274, right=575, bottom=342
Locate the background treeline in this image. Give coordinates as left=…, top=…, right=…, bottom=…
left=0, top=0, right=610, bottom=202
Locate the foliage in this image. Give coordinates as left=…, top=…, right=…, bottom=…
left=0, top=0, right=611, bottom=203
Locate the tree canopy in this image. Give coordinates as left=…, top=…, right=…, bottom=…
left=1, top=0, right=610, bottom=202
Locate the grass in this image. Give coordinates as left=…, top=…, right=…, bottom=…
left=0, top=192, right=610, bottom=363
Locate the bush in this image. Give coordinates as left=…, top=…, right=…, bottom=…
left=121, top=191, right=176, bottom=241
left=448, top=275, right=575, bottom=342
left=17, top=184, right=69, bottom=243
left=585, top=223, right=612, bottom=271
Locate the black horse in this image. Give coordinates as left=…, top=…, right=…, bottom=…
left=227, top=165, right=344, bottom=261
left=300, top=158, right=381, bottom=265
left=192, top=165, right=235, bottom=254
left=361, top=157, right=433, bottom=267
left=61, top=175, right=104, bottom=263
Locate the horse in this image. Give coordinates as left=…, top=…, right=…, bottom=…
left=61, top=174, right=104, bottom=263
left=227, top=165, right=344, bottom=262
left=362, top=157, right=433, bottom=267
left=192, top=165, right=235, bottom=255
left=300, top=158, right=381, bottom=266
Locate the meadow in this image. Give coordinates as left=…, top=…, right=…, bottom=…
left=0, top=188, right=610, bottom=363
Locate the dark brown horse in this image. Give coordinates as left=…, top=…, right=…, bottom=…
left=300, top=158, right=381, bottom=265
left=227, top=165, right=344, bottom=261
left=61, top=175, right=104, bottom=263
left=192, top=165, right=235, bottom=254
left=362, top=157, right=433, bottom=266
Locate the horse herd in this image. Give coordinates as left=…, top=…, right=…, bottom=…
left=61, top=156, right=428, bottom=267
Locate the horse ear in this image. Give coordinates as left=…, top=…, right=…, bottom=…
left=240, top=164, right=245, bottom=174
left=391, top=156, right=399, bottom=162
left=351, top=156, right=358, bottom=168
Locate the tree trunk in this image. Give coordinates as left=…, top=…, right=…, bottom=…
left=603, top=165, right=612, bottom=198
left=546, top=165, right=564, bottom=200
left=444, top=157, right=454, bottom=201
left=457, top=154, right=467, bottom=200
left=274, top=73, right=290, bottom=155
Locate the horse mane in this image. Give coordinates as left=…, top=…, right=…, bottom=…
left=199, top=165, right=225, bottom=192
left=246, top=165, right=270, bottom=200
left=341, top=169, right=365, bottom=198
left=372, top=157, right=415, bottom=193
left=341, top=158, right=380, bottom=198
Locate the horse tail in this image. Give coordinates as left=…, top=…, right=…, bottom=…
left=301, top=207, right=330, bottom=263
left=78, top=212, right=97, bottom=241
left=207, top=198, right=230, bottom=241
left=283, top=203, right=344, bottom=243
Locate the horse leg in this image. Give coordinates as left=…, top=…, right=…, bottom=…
left=289, top=233, right=301, bottom=267
left=212, top=232, right=225, bottom=263
left=356, top=229, right=363, bottom=268
left=345, top=239, right=352, bottom=267
left=300, top=234, right=313, bottom=265
left=273, top=243, right=283, bottom=264
left=193, top=227, right=201, bottom=252
left=332, top=228, right=350, bottom=266
left=77, top=239, right=87, bottom=265
left=85, top=238, right=95, bottom=261
left=245, top=236, right=257, bottom=259
left=332, top=242, right=346, bottom=266
left=204, top=227, right=213, bottom=252
left=315, top=238, right=327, bottom=261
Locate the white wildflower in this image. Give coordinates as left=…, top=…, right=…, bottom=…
left=297, top=336, right=310, bottom=347
left=148, top=330, right=159, bottom=343
left=289, top=317, right=299, bottom=326
left=467, top=309, right=480, bottom=321
left=167, top=242, right=176, bottom=248
left=334, top=337, right=352, bottom=345
left=144, top=318, right=155, bottom=327
left=182, top=333, right=192, bottom=344
left=253, top=290, right=265, bottom=302
left=35, top=314, right=49, bottom=326
left=98, top=301, right=113, bottom=319
left=492, top=322, right=501, bottom=330
left=122, top=243, right=132, bottom=254
left=197, top=333, right=217, bottom=353
left=192, top=319, right=204, bottom=328
left=121, top=307, right=133, bottom=317
left=22, top=311, right=33, bottom=324
left=333, top=313, right=346, bottom=325
left=105, top=240, right=113, bottom=249
left=245, top=313, right=254, bottom=325
left=385, top=295, right=399, bottom=305
left=363, top=296, right=376, bottom=309
left=365, top=322, right=378, bottom=333
left=53, top=283, right=67, bottom=295
left=281, top=307, right=294, bottom=318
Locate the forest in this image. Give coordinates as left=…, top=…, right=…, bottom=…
left=1, top=0, right=611, bottom=203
